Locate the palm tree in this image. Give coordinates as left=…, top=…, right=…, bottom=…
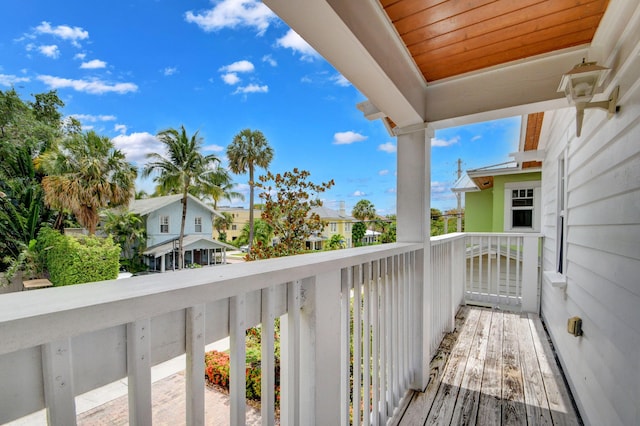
left=352, top=199, right=376, bottom=222
left=38, top=131, right=136, bottom=235
left=193, top=165, right=245, bottom=209
left=226, top=129, right=274, bottom=250
left=142, top=126, right=219, bottom=269
left=213, top=212, right=234, bottom=241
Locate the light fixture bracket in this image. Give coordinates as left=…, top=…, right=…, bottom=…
left=574, top=86, right=620, bottom=137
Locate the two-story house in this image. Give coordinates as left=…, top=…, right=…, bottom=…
left=310, top=202, right=357, bottom=249
left=128, top=194, right=233, bottom=272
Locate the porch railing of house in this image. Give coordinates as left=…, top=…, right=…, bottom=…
left=0, top=233, right=539, bottom=426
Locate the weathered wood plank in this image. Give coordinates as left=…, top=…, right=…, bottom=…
left=477, top=310, right=503, bottom=425
left=423, top=307, right=481, bottom=424
left=502, top=313, right=527, bottom=425
left=450, top=308, right=492, bottom=425
left=397, top=306, right=469, bottom=425
left=528, top=313, right=580, bottom=426
left=517, top=314, right=553, bottom=425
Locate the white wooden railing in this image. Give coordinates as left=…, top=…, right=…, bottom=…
left=464, top=233, right=542, bottom=312
left=0, top=242, right=463, bottom=426
left=0, top=233, right=536, bottom=425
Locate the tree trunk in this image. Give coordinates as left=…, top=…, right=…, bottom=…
left=179, top=192, right=188, bottom=269
left=248, top=165, right=255, bottom=251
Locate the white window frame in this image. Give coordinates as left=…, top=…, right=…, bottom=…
left=504, top=181, right=541, bottom=232
left=160, top=216, right=170, bottom=234
left=195, top=217, right=202, bottom=233
left=557, top=151, right=568, bottom=274
left=330, top=222, right=337, bottom=232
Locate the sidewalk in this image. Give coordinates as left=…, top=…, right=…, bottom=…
left=9, top=338, right=261, bottom=425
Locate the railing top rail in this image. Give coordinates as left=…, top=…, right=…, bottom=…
left=430, top=232, right=466, bottom=245
left=463, top=232, right=543, bottom=238
left=0, top=242, right=422, bottom=356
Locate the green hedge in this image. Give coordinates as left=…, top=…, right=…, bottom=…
left=37, top=228, right=120, bottom=286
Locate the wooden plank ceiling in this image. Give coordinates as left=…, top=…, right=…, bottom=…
left=380, top=0, right=610, bottom=82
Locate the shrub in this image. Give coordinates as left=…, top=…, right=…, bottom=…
left=204, top=326, right=281, bottom=407
left=37, top=227, right=120, bottom=286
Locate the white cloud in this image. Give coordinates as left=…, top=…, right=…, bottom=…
left=333, top=131, right=367, bottom=145
left=378, top=142, right=397, bottom=153
left=471, top=135, right=482, bottom=142
left=37, top=75, right=138, bottom=94
left=112, top=132, right=163, bottom=164
left=219, top=60, right=255, bottom=73
left=432, top=136, right=460, bottom=147
left=115, top=124, right=127, bottom=134
left=35, top=21, right=89, bottom=47
left=70, top=114, right=117, bottom=122
left=386, top=187, right=396, bottom=194
left=0, top=74, right=30, bottom=86
left=431, top=181, right=449, bottom=194
left=185, top=0, right=276, bottom=36
left=203, top=144, right=224, bottom=152
left=74, top=53, right=86, bottom=60
left=38, top=45, right=60, bottom=58
left=351, top=190, right=366, bottom=197
left=378, top=169, right=389, bottom=176
left=276, top=29, right=319, bottom=61
left=233, top=84, right=268, bottom=94
left=80, top=59, right=107, bottom=69
left=330, top=73, right=350, bottom=87
left=163, top=67, right=178, bottom=76
left=262, top=54, right=277, bottom=67
left=222, top=73, right=240, bottom=85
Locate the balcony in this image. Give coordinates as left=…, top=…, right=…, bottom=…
left=0, top=233, right=571, bottom=425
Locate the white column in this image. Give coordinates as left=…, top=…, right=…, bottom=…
left=127, top=319, right=152, bottom=425
left=42, top=338, right=76, bottom=426
left=186, top=305, right=205, bottom=426
left=521, top=235, right=540, bottom=313
left=396, top=125, right=432, bottom=391
left=160, top=255, right=165, bottom=273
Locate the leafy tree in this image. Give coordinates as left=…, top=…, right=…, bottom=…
left=380, top=215, right=397, bottom=243
left=37, top=131, right=137, bottom=235
left=327, top=234, right=346, bottom=250
left=352, top=221, right=367, bottom=247
left=226, top=129, right=274, bottom=251
left=0, top=89, right=65, bottom=272
left=103, top=211, right=146, bottom=261
left=213, top=211, right=234, bottom=241
left=236, top=218, right=273, bottom=248
left=142, top=126, right=219, bottom=269
left=352, top=199, right=376, bottom=222
left=249, top=168, right=334, bottom=259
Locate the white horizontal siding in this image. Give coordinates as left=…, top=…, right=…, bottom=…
left=539, top=47, right=640, bottom=426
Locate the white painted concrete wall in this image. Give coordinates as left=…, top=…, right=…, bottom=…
left=539, top=61, right=640, bottom=426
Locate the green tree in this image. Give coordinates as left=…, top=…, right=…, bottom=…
left=352, top=221, right=367, bottom=247
left=352, top=199, right=376, bottom=222
left=142, top=126, right=219, bottom=269
left=249, top=168, right=334, bottom=259
left=236, top=218, right=273, bottom=248
left=103, top=211, right=146, bottom=261
left=380, top=214, right=396, bottom=243
left=226, top=129, right=274, bottom=251
left=195, top=165, right=244, bottom=209
left=0, top=89, right=64, bottom=271
left=37, top=131, right=137, bottom=235
left=213, top=211, right=234, bottom=241
left=327, top=234, right=346, bottom=250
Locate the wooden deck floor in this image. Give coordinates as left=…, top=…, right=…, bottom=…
left=398, top=306, right=581, bottom=425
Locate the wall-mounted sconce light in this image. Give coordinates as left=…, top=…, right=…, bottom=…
left=557, top=59, right=620, bottom=137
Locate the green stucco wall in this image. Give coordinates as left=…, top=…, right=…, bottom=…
left=465, top=171, right=541, bottom=232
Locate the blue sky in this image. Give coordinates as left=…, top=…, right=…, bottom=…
left=1, top=0, right=521, bottom=215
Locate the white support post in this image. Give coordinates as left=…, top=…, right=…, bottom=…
left=229, top=295, right=247, bottom=425
left=261, top=287, right=276, bottom=426
left=521, top=236, right=540, bottom=313
left=41, top=338, right=76, bottom=426
left=127, top=319, right=152, bottom=426
left=280, top=281, right=301, bottom=426
left=300, top=272, right=341, bottom=425
left=396, top=126, right=432, bottom=391
left=186, top=305, right=205, bottom=426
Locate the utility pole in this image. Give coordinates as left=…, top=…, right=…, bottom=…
left=457, top=158, right=463, bottom=232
